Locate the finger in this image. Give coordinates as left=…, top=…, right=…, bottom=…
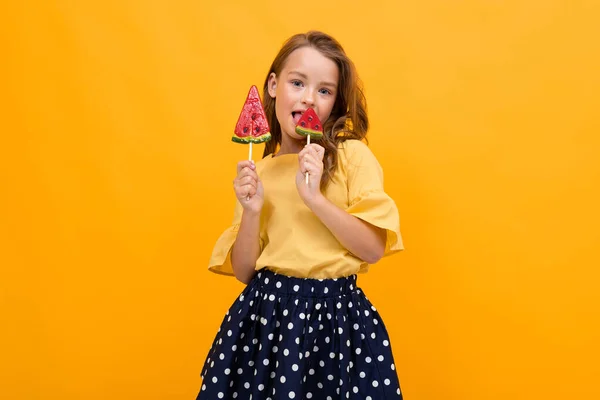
left=236, top=160, right=255, bottom=175
left=237, top=166, right=258, bottom=181
left=238, top=175, right=257, bottom=188
left=302, top=153, right=321, bottom=167
left=306, top=143, right=324, bottom=157
left=237, top=183, right=257, bottom=198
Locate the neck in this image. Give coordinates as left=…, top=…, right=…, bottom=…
left=276, top=135, right=305, bottom=156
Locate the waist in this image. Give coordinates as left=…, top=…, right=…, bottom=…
left=253, top=269, right=358, bottom=299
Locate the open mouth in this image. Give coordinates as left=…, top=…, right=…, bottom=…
left=292, top=111, right=304, bottom=124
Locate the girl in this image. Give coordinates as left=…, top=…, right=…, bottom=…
left=197, top=31, right=404, bottom=399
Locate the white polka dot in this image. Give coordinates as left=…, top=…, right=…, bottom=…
left=355, top=348, right=362, bottom=355
left=284, top=349, right=290, bottom=356
left=268, top=333, right=274, bottom=340
left=212, top=377, right=218, bottom=383
left=270, top=371, right=276, bottom=378
left=293, top=285, right=300, bottom=291
left=292, top=364, right=299, bottom=371
left=201, top=384, right=206, bottom=391
left=224, top=368, right=230, bottom=375
left=366, top=397, right=372, bottom=400
left=325, top=336, right=330, bottom=344
left=383, top=340, right=389, bottom=346
left=243, top=346, right=249, bottom=352
left=263, top=359, right=269, bottom=366
left=373, top=319, right=378, bottom=325
left=328, top=374, right=334, bottom=381
left=372, top=380, right=379, bottom=387
left=295, top=337, right=300, bottom=345
left=320, top=361, right=325, bottom=367
left=227, top=330, right=232, bottom=336
left=309, top=368, right=315, bottom=375
left=385, top=378, right=391, bottom=385
left=232, top=345, right=237, bottom=351
left=300, top=313, right=305, bottom=319
left=306, top=393, right=313, bottom=399
left=391, top=363, right=395, bottom=370
left=281, top=376, right=286, bottom=383
left=330, top=352, right=336, bottom=359
left=366, top=356, right=372, bottom=363
left=237, top=368, right=243, bottom=374
left=288, top=322, right=294, bottom=329
left=318, top=382, right=323, bottom=389
left=289, top=391, right=295, bottom=398
left=264, top=277, right=269, bottom=284
left=371, top=332, right=376, bottom=339
left=276, top=281, right=282, bottom=288
left=249, top=360, right=254, bottom=367
left=338, top=327, right=343, bottom=334
left=269, top=294, right=275, bottom=301
left=360, top=371, right=366, bottom=378
left=397, top=388, right=401, bottom=395
left=315, top=303, right=322, bottom=310
left=353, top=386, right=359, bottom=393
left=348, top=302, right=353, bottom=308
left=378, top=355, right=384, bottom=362
left=259, top=384, right=265, bottom=391
left=218, top=393, right=224, bottom=398
left=353, top=323, right=360, bottom=330
left=336, top=302, right=342, bottom=309
left=244, top=382, right=250, bottom=389
left=324, top=287, right=329, bottom=294
left=365, top=310, right=370, bottom=316
left=273, top=345, right=278, bottom=353
left=219, top=353, right=225, bottom=360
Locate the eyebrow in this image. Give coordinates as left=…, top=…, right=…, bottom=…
left=288, top=71, right=337, bottom=89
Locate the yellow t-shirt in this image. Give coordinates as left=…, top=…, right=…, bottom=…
left=208, top=139, right=403, bottom=279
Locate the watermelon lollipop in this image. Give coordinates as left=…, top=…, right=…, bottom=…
left=295, top=108, right=323, bottom=184
left=233, top=85, right=271, bottom=161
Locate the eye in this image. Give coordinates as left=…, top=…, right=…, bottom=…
left=319, top=88, right=332, bottom=95
left=291, top=80, right=303, bottom=87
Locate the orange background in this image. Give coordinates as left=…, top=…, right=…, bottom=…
left=2, top=1, right=599, bottom=399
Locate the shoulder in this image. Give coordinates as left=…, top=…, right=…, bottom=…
left=255, top=153, right=275, bottom=172
left=337, top=139, right=381, bottom=170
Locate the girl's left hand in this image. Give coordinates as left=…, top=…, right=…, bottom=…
left=296, top=143, right=325, bottom=207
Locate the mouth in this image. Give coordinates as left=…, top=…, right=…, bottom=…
left=292, top=110, right=305, bottom=125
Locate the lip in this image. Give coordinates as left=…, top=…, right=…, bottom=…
left=291, top=109, right=307, bottom=116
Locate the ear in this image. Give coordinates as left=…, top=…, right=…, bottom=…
left=267, top=72, right=277, bottom=98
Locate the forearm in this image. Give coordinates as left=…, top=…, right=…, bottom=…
left=231, top=210, right=261, bottom=284
left=308, top=194, right=386, bottom=264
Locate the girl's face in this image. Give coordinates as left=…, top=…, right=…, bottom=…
left=268, top=46, right=339, bottom=146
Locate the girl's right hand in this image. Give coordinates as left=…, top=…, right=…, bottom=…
left=233, top=160, right=264, bottom=214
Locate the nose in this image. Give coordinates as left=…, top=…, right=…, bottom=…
left=301, top=88, right=315, bottom=107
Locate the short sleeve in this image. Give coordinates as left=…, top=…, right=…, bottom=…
left=342, top=140, right=404, bottom=256
left=207, top=199, right=243, bottom=276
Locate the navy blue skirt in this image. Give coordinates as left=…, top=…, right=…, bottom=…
left=196, top=269, right=403, bottom=399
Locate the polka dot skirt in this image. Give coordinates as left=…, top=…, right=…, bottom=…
left=196, top=269, right=403, bottom=399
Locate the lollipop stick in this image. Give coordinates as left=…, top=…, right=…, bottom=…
left=305, top=135, right=310, bottom=185
left=246, top=141, right=253, bottom=201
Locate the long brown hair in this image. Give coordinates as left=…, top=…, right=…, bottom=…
left=262, top=31, right=369, bottom=189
